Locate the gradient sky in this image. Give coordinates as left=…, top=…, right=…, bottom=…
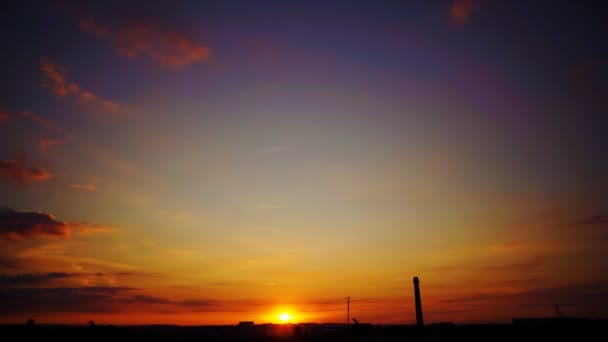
left=1, top=0, right=607, bottom=325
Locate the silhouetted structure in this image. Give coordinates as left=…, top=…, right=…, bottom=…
left=413, top=276, right=424, bottom=328
left=555, top=304, right=563, bottom=318
left=345, top=296, right=350, bottom=329
left=352, top=317, right=373, bottom=336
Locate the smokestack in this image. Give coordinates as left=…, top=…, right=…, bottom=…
left=413, top=276, right=424, bottom=328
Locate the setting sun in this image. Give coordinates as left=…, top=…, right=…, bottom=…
left=278, top=312, right=292, bottom=323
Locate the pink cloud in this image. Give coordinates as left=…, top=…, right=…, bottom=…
left=450, top=0, right=477, bottom=26
left=70, top=183, right=95, bottom=192
left=40, top=138, right=66, bottom=152
left=20, top=110, right=73, bottom=137
left=40, top=57, right=70, bottom=96
left=112, top=23, right=211, bottom=68
left=40, top=58, right=128, bottom=114
left=0, top=154, right=52, bottom=183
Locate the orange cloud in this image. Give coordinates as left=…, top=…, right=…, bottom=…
left=76, top=225, right=117, bottom=236
left=112, top=23, right=211, bottom=68
left=70, top=183, right=95, bottom=192
left=486, top=242, right=521, bottom=252
left=39, top=138, right=65, bottom=152
left=450, top=0, right=477, bottom=26
left=40, top=58, right=127, bottom=114
left=79, top=17, right=108, bottom=38
left=0, top=154, right=52, bottom=183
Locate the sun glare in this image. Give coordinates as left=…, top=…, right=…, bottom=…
left=278, top=312, right=292, bottom=323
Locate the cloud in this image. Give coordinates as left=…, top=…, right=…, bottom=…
left=0, top=207, right=113, bottom=241
left=480, top=259, right=542, bottom=272
left=557, top=215, right=608, bottom=228
left=20, top=110, right=73, bottom=138
left=439, top=282, right=608, bottom=309
left=0, top=286, right=217, bottom=315
left=39, top=138, right=66, bottom=152
left=112, top=23, right=211, bottom=68
left=450, top=0, right=478, bottom=26
left=40, top=57, right=127, bottom=114
left=0, top=154, right=52, bottom=183
left=76, top=225, right=117, bottom=236
left=0, top=109, right=8, bottom=123
left=578, top=215, right=607, bottom=226
left=79, top=17, right=108, bottom=38
left=487, top=242, right=521, bottom=251
left=0, top=286, right=134, bottom=314
left=21, top=111, right=74, bottom=152
left=0, top=272, right=73, bottom=286
left=0, top=208, right=71, bottom=240
left=0, top=257, right=22, bottom=269
left=132, top=294, right=172, bottom=304
left=70, top=183, right=95, bottom=192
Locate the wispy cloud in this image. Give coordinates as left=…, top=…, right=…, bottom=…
left=0, top=286, right=218, bottom=315
left=0, top=272, right=74, bottom=286
left=112, top=23, right=211, bottom=68
left=450, top=0, right=478, bottom=26
left=21, top=110, right=74, bottom=152
left=556, top=215, right=608, bottom=228
left=79, top=17, right=108, bottom=38
left=20, top=110, right=74, bottom=137
left=486, top=242, right=521, bottom=251
left=70, top=183, right=95, bottom=192
left=39, top=138, right=66, bottom=152
left=437, top=282, right=608, bottom=318
left=0, top=286, right=134, bottom=314
left=0, top=154, right=52, bottom=183
left=0, top=257, right=22, bottom=269
left=480, top=258, right=543, bottom=272
left=40, top=57, right=128, bottom=114
left=72, top=10, right=211, bottom=69
left=76, top=225, right=117, bottom=236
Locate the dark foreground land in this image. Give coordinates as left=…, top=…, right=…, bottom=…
left=2, top=319, right=607, bottom=341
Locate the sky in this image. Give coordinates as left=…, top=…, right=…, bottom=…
left=0, top=0, right=607, bottom=325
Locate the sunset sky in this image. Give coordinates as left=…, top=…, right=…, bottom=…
left=1, top=0, right=607, bottom=325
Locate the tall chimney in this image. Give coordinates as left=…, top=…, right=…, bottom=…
left=413, top=276, right=424, bottom=328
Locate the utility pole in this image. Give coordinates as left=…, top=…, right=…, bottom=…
left=345, top=297, right=351, bottom=329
